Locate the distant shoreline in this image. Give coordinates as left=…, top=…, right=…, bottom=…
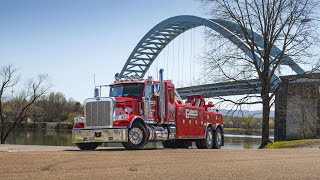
left=17, top=122, right=73, bottom=130
left=224, top=128, right=274, bottom=136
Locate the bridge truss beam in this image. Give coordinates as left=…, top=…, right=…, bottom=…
left=119, top=15, right=304, bottom=85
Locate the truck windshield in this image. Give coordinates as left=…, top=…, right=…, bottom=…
left=109, top=83, right=144, bottom=97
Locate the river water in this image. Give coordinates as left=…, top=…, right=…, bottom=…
left=5, top=129, right=266, bottom=149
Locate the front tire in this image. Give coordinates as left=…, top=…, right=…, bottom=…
left=76, top=143, right=99, bottom=150
left=122, top=122, right=147, bottom=150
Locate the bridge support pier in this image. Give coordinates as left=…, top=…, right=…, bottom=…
left=275, top=73, right=320, bottom=141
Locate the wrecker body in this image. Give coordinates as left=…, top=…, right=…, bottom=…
left=72, top=69, right=224, bottom=150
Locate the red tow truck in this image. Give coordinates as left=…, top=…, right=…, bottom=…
left=72, top=69, right=224, bottom=150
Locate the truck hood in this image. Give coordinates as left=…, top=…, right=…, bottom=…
left=113, top=97, right=138, bottom=116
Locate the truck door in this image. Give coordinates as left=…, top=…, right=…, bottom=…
left=143, top=81, right=157, bottom=124
left=166, top=87, right=175, bottom=123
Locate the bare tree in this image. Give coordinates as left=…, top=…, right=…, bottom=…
left=0, top=65, right=50, bottom=144
left=200, top=0, right=319, bottom=148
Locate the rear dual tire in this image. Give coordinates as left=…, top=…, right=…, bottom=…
left=212, top=128, right=222, bottom=149
left=196, top=126, right=214, bottom=149
left=196, top=127, right=222, bottom=149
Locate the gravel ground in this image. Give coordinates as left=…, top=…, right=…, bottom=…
left=0, top=145, right=320, bottom=179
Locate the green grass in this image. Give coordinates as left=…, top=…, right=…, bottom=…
left=265, top=139, right=320, bottom=149
left=224, top=128, right=241, bottom=131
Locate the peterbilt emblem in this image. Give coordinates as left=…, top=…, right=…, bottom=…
left=186, top=109, right=198, bottom=118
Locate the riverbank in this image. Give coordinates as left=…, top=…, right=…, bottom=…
left=224, top=128, right=274, bottom=136
left=266, top=139, right=320, bottom=149
left=17, top=122, right=73, bottom=129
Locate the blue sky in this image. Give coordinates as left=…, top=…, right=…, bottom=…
left=1, top=0, right=318, bottom=111
left=0, top=0, right=205, bottom=101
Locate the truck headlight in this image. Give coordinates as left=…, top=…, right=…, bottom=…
left=73, top=116, right=85, bottom=128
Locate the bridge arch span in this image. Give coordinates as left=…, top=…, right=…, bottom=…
left=119, top=15, right=304, bottom=83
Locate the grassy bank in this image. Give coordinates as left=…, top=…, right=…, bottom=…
left=265, top=139, right=320, bottom=149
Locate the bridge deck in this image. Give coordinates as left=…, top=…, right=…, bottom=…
left=176, top=79, right=262, bottom=98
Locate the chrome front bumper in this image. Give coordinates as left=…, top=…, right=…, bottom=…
left=72, top=128, right=128, bottom=143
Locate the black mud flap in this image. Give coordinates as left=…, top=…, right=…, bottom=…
left=222, top=135, right=224, bottom=146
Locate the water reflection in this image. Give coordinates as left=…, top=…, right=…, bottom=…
left=223, top=135, right=261, bottom=149
left=6, top=129, right=265, bottom=149
left=7, top=129, right=74, bottom=146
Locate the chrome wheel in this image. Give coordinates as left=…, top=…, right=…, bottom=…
left=216, top=131, right=222, bottom=146
left=122, top=122, right=147, bottom=150
left=129, top=127, right=143, bottom=145
left=213, top=128, right=222, bottom=149
left=207, top=130, right=213, bottom=146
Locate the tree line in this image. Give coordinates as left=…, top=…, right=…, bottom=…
left=29, top=92, right=83, bottom=123
left=0, top=65, right=83, bottom=144
left=223, top=116, right=274, bottom=130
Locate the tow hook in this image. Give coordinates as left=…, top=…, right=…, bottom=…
left=94, top=132, right=102, bottom=138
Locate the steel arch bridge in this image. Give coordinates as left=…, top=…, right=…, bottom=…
left=119, top=15, right=304, bottom=85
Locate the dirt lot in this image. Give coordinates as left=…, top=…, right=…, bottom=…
left=0, top=146, right=319, bottom=180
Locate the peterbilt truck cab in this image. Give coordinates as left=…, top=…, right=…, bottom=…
left=72, top=69, right=224, bottom=150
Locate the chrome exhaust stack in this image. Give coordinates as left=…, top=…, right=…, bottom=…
left=159, top=69, right=165, bottom=124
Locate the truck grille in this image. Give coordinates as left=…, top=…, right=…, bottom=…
left=85, top=98, right=114, bottom=128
